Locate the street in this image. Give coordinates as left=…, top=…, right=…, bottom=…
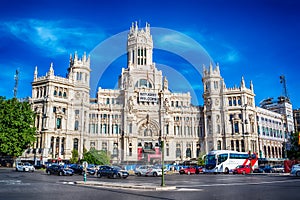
left=0, top=168, right=300, bottom=200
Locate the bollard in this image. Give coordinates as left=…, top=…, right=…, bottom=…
left=83, top=172, right=87, bottom=182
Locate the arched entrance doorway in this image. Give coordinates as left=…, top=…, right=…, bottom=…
left=137, top=116, right=161, bottom=164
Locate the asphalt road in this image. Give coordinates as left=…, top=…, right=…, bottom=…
left=1, top=168, right=300, bottom=200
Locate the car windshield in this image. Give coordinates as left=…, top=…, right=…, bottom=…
left=112, top=166, right=121, bottom=170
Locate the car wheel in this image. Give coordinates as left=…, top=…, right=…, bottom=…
left=224, top=168, right=229, bottom=174
left=296, top=171, right=300, bottom=177
left=47, top=171, right=51, bottom=175
left=23, top=168, right=26, bottom=172
left=242, top=171, right=245, bottom=175
left=112, top=173, right=117, bottom=179
left=59, top=171, right=63, bottom=176
left=187, top=171, right=191, bottom=175
left=97, top=173, right=102, bottom=178
left=137, top=172, right=141, bottom=176
left=153, top=172, right=158, bottom=177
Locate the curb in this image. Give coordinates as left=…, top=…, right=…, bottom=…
left=75, top=181, right=176, bottom=191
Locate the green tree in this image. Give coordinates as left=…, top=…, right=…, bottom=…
left=82, top=148, right=110, bottom=165
left=287, top=132, right=300, bottom=160
left=69, top=149, right=79, bottom=164
left=0, top=97, right=36, bottom=157
left=198, top=152, right=206, bottom=166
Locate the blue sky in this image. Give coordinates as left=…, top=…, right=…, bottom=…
left=0, top=0, right=299, bottom=108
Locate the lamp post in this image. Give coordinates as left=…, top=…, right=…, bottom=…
left=161, top=139, right=165, bottom=187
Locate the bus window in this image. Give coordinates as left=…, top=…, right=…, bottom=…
left=217, top=154, right=228, bottom=164
left=205, top=155, right=216, bottom=165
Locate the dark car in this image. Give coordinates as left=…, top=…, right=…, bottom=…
left=97, top=165, right=129, bottom=179
left=46, top=164, right=74, bottom=176
left=253, top=165, right=273, bottom=173
left=69, top=164, right=96, bottom=175
left=262, top=165, right=273, bottom=173
left=69, top=164, right=83, bottom=174
left=253, top=167, right=265, bottom=173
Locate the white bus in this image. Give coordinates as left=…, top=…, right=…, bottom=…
left=203, top=150, right=258, bottom=174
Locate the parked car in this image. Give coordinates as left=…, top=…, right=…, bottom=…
left=261, top=165, right=274, bottom=173
left=97, top=165, right=129, bottom=179
left=179, top=166, right=197, bottom=175
left=290, top=164, right=300, bottom=177
left=69, top=164, right=96, bottom=175
left=46, top=164, right=74, bottom=176
left=272, top=165, right=285, bottom=173
left=15, top=162, right=35, bottom=172
left=253, top=167, right=265, bottom=173
left=233, top=165, right=251, bottom=174
left=135, top=165, right=165, bottom=177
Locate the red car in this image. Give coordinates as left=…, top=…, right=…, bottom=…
left=179, top=166, right=197, bottom=175
left=233, top=165, right=251, bottom=174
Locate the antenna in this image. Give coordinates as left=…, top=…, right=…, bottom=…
left=14, top=69, right=19, bottom=98
left=279, top=75, right=290, bottom=102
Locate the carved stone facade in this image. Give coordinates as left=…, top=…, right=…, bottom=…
left=25, top=23, right=293, bottom=165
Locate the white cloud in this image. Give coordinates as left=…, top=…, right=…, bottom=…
left=2, top=19, right=105, bottom=56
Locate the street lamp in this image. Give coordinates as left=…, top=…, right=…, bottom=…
left=158, top=136, right=165, bottom=187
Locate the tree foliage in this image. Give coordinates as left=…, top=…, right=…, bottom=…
left=69, top=149, right=79, bottom=164
left=287, top=132, right=300, bottom=160
left=198, top=152, right=206, bottom=166
left=82, top=148, right=110, bottom=165
left=0, top=97, right=36, bottom=157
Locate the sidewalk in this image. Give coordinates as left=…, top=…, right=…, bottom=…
left=75, top=180, right=176, bottom=191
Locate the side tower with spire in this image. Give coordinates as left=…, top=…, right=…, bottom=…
left=202, top=63, right=258, bottom=155
left=30, top=52, right=91, bottom=164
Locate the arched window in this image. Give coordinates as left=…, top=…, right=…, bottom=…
left=217, top=140, right=221, bottom=150
left=233, top=97, right=237, bottom=106
left=228, top=97, right=232, bottom=106
left=176, top=143, right=181, bottom=158
left=73, top=138, right=79, bottom=151
left=186, top=148, right=191, bottom=158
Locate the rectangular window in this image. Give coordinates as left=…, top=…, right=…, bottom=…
left=236, top=140, right=240, bottom=152
left=74, top=120, right=79, bottom=130
left=56, top=118, right=62, bottom=129
left=234, top=122, right=239, bottom=133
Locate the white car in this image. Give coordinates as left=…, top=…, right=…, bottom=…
left=290, top=164, right=300, bottom=176
left=16, top=162, right=35, bottom=172
left=135, top=165, right=165, bottom=177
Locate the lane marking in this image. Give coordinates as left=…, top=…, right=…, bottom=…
left=176, top=179, right=300, bottom=187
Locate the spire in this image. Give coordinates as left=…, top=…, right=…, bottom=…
left=209, top=62, right=213, bottom=74
left=34, top=66, right=38, bottom=80
left=240, top=76, right=245, bottom=89
left=135, top=21, right=138, bottom=31
left=145, top=22, right=150, bottom=33
left=250, top=80, right=254, bottom=91
left=83, top=52, right=86, bottom=62
left=215, top=63, right=220, bottom=75
left=48, top=62, right=54, bottom=77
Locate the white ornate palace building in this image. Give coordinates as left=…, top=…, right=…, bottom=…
left=24, top=23, right=294, bottom=165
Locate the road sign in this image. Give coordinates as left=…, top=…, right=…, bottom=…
left=82, top=161, right=88, bottom=169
